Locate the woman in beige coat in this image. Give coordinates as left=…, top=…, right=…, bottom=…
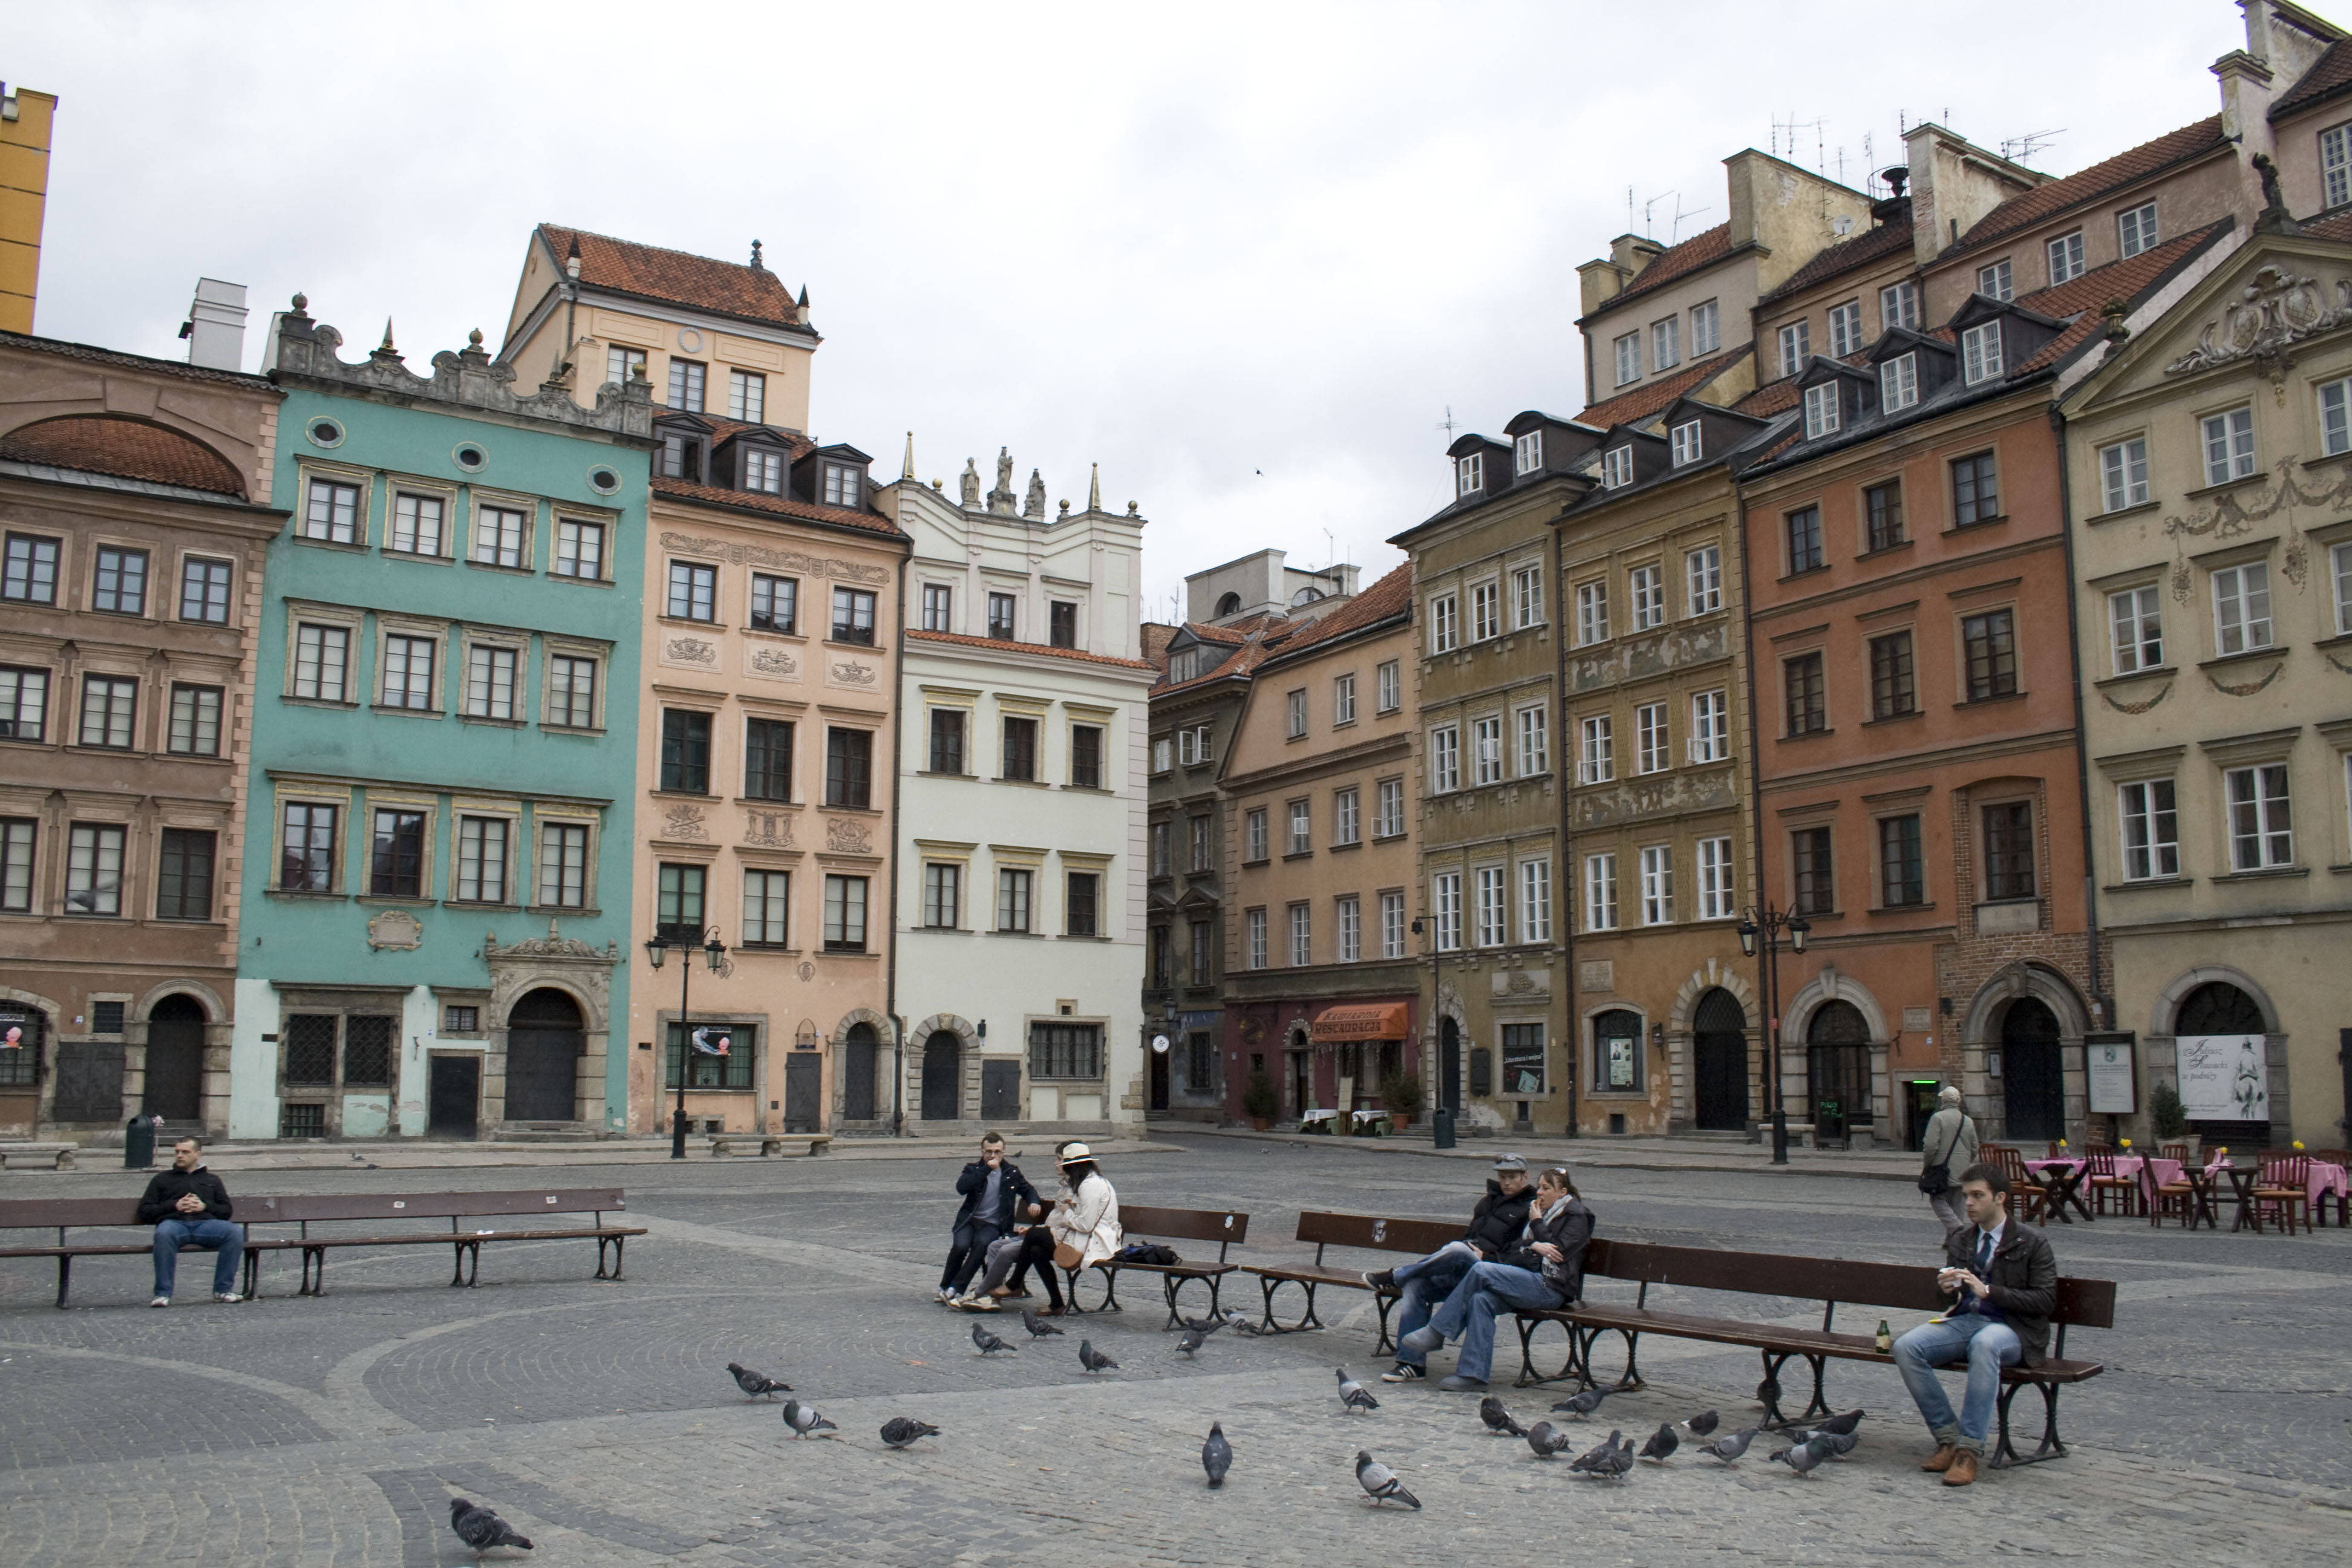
left=961, top=1142, right=1123, bottom=1313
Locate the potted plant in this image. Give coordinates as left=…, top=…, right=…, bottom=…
left=2149, top=1079, right=2195, bottom=1159
left=1379, top=1069, right=1423, bottom=1129
left=1241, top=1071, right=1278, bottom=1132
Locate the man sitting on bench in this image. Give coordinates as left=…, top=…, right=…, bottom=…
left=138, top=1137, right=243, bottom=1307
left=1892, top=1161, right=2056, bottom=1488
left=1370, top=1154, right=1535, bottom=1383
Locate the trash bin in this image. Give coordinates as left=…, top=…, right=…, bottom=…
left=124, top=1114, right=155, bottom=1170
left=1432, top=1108, right=1457, bottom=1149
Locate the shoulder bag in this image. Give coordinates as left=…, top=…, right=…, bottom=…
left=1917, top=1114, right=1969, bottom=1195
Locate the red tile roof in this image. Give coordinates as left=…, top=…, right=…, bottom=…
left=1580, top=224, right=1734, bottom=322
left=1140, top=622, right=1180, bottom=667
left=1943, top=117, right=2227, bottom=258
left=652, top=477, right=904, bottom=539
left=2008, top=221, right=2232, bottom=373
left=1758, top=217, right=1916, bottom=305
left=1153, top=619, right=1303, bottom=696
left=1578, top=345, right=1752, bottom=430
left=2300, top=208, right=2352, bottom=241
left=1731, top=376, right=1800, bottom=417
left=0, top=415, right=247, bottom=495
left=1256, top=563, right=1413, bottom=666
left=907, top=627, right=1156, bottom=671
left=540, top=224, right=804, bottom=330
left=2273, top=38, right=2352, bottom=120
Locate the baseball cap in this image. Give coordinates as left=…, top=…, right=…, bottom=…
left=1491, top=1154, right=1529, bottom=1172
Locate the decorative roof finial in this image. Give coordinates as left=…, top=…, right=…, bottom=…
left=750, top=238, right=765, bottom=270
left=901, top=431, right=915, bottom=482
left=468, top=328, right=485, bottom=348
left=290, top=291, right=308, bottom=313
left=380, top=318, right=395, bottom=351
left=796, top=284, right=810, bottom=311
left=1088, top=462, right=1100, bottom=512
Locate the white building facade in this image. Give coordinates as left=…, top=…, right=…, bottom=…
left=879, top=451, right=1152, bottom=1135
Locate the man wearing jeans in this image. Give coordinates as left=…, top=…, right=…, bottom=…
left=1368, top=1154, right=1535, bottom=1382
left=1395, top=1167, right=1592, bottom=1390
left=1892, top=1163, right=2056, bottom=1486
left=138, top=1137, right=243, bottom=1306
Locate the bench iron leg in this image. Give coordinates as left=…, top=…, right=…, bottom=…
left=55, top=1253, right=70, bottom=1310
left=1258, top=1276, right=1323, bottom=1334
left=450, top=1240, right=480, bottom=1288
left=1988, top=1381, right=2066, bottom=1468
left=300, top=1246, right=326, bottom=1298
left=1373, top=1289, right=1397, bottom=1354
left=595, top=1235, right=626, bottom=1281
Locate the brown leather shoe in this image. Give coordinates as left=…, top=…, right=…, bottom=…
left=1920, top=1445, right=1959, bottom=1472
left=1942, top=1451, right=1979, bottom=1486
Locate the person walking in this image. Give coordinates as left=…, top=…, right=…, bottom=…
left=1918, top=1086, right=1979, bottom=1236
left=138, top=1137, right=244, bottom=1306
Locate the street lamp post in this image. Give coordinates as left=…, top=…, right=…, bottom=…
left=1736, top=904, right=1809, bottom=1166
left=645, top=927, right=727, bottom=1160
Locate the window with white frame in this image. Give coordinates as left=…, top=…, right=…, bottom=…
left=2322, top=378, right=2352, bottom=457
left=1432, top=871, right=1463, bottom=950
left=1246, top=907, right=1267, bottom=969
left=1334, top=786, right=1360, bottom=845
left=1474, top=865, right=1508, bottom=947
left=1376, top=777, right=1404, bottom=838
left=1670, top=420, right=1702, bottom=466
left=456, top=815, right=509, bottom=904
left=2212, top=561, right=2273, bottom=654
left=1584, top=852, right=1618, bottom=930
left=743, top=449, right=785, bottom=494
left=1652, top=315, right=1681, bottom=370
left=1576, top=580, right=1609, bottom=644
left=1689, top=688, right=1729, bottom=763
left=1804, top=381, right=1840, bottom=439
left=1601, top=446, right=1633, bottom=488
left=1635, top=701, right=1668, bottom=774
left=1976, top=258, right=2013, bottom=301
left=390, top=492, right=445, bottom=555
left=555, top=517, right=606, bottom=579
left=1691, top=298, right=1720, bottom=354
left=1457, top=452, right=1484, bottom=496
left=823, top=464, right=862, bottom=508
left=1696, top=835, right=1734, bottom=919
left=1687, top=544, right=1721, bottom=615
left=380, top=634, right=436, bottom=710
left=2047, top=229, right=2085, bottom=284
left=1520, top=858, right=1552, bottom=942
left=1429, top=725, right=1460, bottom=792
left=1881, top=278, right=1919, bottom=332
left=2201, top=406, right=2255, bottom=485
left=1289, top=902, right=1312, bottom=965
left=1614, top=332, right=1641, bottom=386
left=1430, top=593, right=1459, bottom=653
left=293, top=622, right=350, bottom=701
left=1828, top=299, right=1864, bottom=357
left=2100, top=437, right=2149, bottom=511
left=168, top=683, right=220, bottom=756
left=1961, top=321, right=2004, bottom=385
left=1778, top=319, right=1810, bottom=377
left=473, top=505, right=526, bottom=569
left=1287, top=799, right=1311, bottom=854
left=1514, top=430, right=1543, bottom=475
left=1515, top=703, right=1547, bottom=776
left=2226, top=763, right=2293, bottom=869
left=1178, top=724, right=1213, bottom=765
left=1333, top=670, right=1356, bottom=724
left=1628, top=563, right=1663, bottom=630
left=2334, top=540, right=2352, bottom=633
left=2109, top=584, right=2164, bottom=674
left=1245, top=807, right=1268, bottom=861
left=2118, top=779, right=2178, bottom=880
left=607, top=345, right=647, bottom=387
left=548, top=653, right=598, bottom=728
left=1512, top=564, right=1544, bottom=627
left=667, top=560, right=716, bottom=621
left=1151, top=737, right=1172, bottom=773
left=1881, top=352, right=1919, bottom=413
left=1639, top=844, right=1674, bottom=924
left=1336, top=893, right=1361, bottom=962
left=1286, top=687, right=1307, bottom=738
left=1578, top=714, right=1613, bottom=784
left=1470, top=580, right=1499, bottom=641
left=2118, top=201, right=2158, bottom=258
left=668, top=359, right=705, bottom=411
left=1381, top=890, right=1406, bottom=958
left=727, top=368, right=766, bottom=423
left=1471, top=715, right=1503, bottom=786
left=465, top=642, right=518, bottom=720
left=538, top=821, right=589, bottom=907
left=1377, top=659, right=1401, bottom=712
left=2327, top=122, right=2352, bottom=208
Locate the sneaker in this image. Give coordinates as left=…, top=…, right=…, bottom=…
left=1438, top=1374, right=1488, bottom=1392
left=937, top=1287, right=958, bottom=1305
left=149, top=1295, right=170, bottom=1308
left=214, top=1292, right=243, bottom=1304
left=1362, top=1269, right=1397, bottom=1292
left=969, top=1296, right=1001, bottom=1313
left=1397, top=1325, right=1444, bottom=1357
left=1378, top=1363, right=1426, bottom=1383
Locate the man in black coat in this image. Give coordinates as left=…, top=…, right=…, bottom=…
left=938, top=1132, right=1042, bottom=1304
left=1370, top=1154, right=1536, bottom=1382
left=1891, top=1162, right=2057, bottom=1486
left=137, top=1137, right=243, bottom=1306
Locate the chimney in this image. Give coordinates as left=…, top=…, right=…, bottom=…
left=181, top=278, right=248, bottom=371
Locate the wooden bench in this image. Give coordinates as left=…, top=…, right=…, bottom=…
left=0, top=1197, right=279, bottom=1306
left=1059, top=1204, right=1249, bottom=1329
left=0, top=1143, right=79, bottom=1171
left=1512, top=1238, right=2114, bottom=1469
left=1240, top=1210, right=1463, bottom=1348
left=708, top=1134, right=832, bottom=1157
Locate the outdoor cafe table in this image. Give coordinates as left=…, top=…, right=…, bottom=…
left=2216, top=1163, right=2265, bottom=1232
left=2022, top=1157, right=2096, bottom=1223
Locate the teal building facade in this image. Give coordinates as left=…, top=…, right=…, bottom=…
left=229, top=302, right=653, bottom=1138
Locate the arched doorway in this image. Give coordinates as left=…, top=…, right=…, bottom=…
left=142, top=994, right=207, bottom=1123
left=2001, top=997, right=2063, bottom=1142
left=843, top=1022, right=878, bottom=1122
left=1808, top=1001, right=1870, bottom=1143
left=505, top=989, right=583, bottom=1122
left=1438, top=1016, right=1463, bottom=1112
left=2174, top=981, right=2269, bottom=1128
left=1693, top=988, right=1748, bottom=1131
left=921, top=1030, right=961, bottom=1121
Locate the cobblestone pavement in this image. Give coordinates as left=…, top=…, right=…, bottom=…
left=2, top=1134, right=2345, bottom=1564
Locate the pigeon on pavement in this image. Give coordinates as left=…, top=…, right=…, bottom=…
left=1335, top=1368, right=1380, bottom=1414
left=1354, top=1450, right=1421, bottom=1508
left=1478, top=1396, right=1529, bottom=1438
left=1078, top=1339, right=1119, bottom=1374
left=972, top=1321, right=1013, bottom=1356
left=1804, top=1408, right=1866, bottom=1437
left=1682, top=1410, right=1721, bottom=1437
left=781, top=1399, right=837, bottom=1439
left=1802, top=1429, right=1861, bottom=1459
left=1638, top=1423, right=1680, bottom=1463
left=1182, top=1313, right=1226, bottom=1334
left=879, top=1417, right=940, bottom=1449
left=1201, top=1422, right=1233, bottom=1487
left=1021, top=1308, right=1065, bottom=1341
left=1175, top=1328, right=1207, bottom=1357
left=449, top=1497, right=533, bottom=1555
left=1696, top=1426, right=1762, bottom=1464
left=728, top=1362, right=789, bottom=1400
left=1551, top=1387, right=1612, bottom=1419
left=1570, top=1430, right=1635, bottom=1481
left=1772, top=1437, right=1830, bottom=1478
left=1523, top=1419, right=1573, bottom=1459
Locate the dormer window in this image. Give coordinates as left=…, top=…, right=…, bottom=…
left=1670, top=420, right=1702, bottom=466
left=823, top=463, right=863, bottom=508
left=1600, top=446, right=1634, bottom=489
left=2047, top=230, right=2085, bottom=285
left=743, top=449, right=784, bottom=494
left=1976, top=259, right=2013, bottom=302
left=1803, top=382, right=1840, bottom=439
left=1961, top=322, right=2003, bottom=385
left=1458, top=452, right=1484, bottom=495
left=1514, top=431, right=1543, bottom=475
left=659, top=433, right=702, bottom=482
left=1881, top=353, right=1919, bottom=414
left=2118, top=201, right=2158, bottom=259
left=1168, top=647, right=1201, bottom=684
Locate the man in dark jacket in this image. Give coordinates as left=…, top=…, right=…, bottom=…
left=1371, top=1154, right=1535, bottom=1382
left=137, top=1137, right=243, bottom=1306
left=938, top=1132, right=1042, bottom=1304
left=1892, top=1162, right=2057, bottom=1486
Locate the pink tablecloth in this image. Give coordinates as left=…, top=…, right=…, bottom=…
left=2112, top=1155, right=2184, bottom=1188
left=2308, top=1163, right=2349, bottom=1209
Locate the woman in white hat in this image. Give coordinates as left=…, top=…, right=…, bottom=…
left=959, top=1142, right=1123, bottom=1315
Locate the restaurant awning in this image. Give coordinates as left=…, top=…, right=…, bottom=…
left=1311, top=1003, right=1408, bottom=1043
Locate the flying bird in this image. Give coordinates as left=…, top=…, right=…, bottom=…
left=1682, top=1410, right=1720, bottom=1437
left=1696, top=1426, right=1762, bottom=1465
left=972, top=1321, right=1012, bottom=1356
left=782, top=1399, right=837, bottom=1439
left=728, top=1362, right=789, bottom=1400
left=1523, top=1419, right=1573, bottom=1459
left=1335, top=1368, right=1380, bottom=1414
left=1175, top=1328, right=1207, bottom=1357
left=1201, top=1422, right=1233, bottom=1487
left=1022, top=1308, right=1064, bottom=1341
left=1771, top=1437, right=1830, bottom=1478
left=1638, top=1423, right=1680, bottom=1463
left=1551, top=1387, right=1612, bottom=1419
left=448, top=1498, right=533, bottom=1556
left=1478, top=1395, right=1529, bottom=1438
left=1354, top=1450, right=1421, bottom=1509
left=879, top=1417, right=940, bottom=1449
left=1078, top=1339, right=1119, bottom=1374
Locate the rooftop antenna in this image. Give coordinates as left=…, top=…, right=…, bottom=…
left=1670, top=194, right=1710, bottom=244
left=1641, top=189, right=1677, bottom=238
left=1437, top=405, right=1458, bottom=440
left=1999, top=128, right=2065, bottom=163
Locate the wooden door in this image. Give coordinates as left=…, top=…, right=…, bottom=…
left=783, top=1053, right=822, bottom=1132
left=428, top=1055, right=480, bottom=1138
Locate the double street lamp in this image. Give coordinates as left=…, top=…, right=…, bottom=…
left=1736, top=904, right=1809, bottom=1166
left=644, top=927, right=727, bottom=1160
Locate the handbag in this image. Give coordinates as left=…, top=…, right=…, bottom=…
left=1918, top=1114, right=1968, bottom=1195
left=1052, top=1241, right=1083, bottom=1270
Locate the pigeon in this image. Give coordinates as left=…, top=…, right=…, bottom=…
left=1181, top=1313, right=1226, bottom=1334
left=1682, top=1409, right=1721, bottom=1437
left=1771, top=1436, right=1829, bottom=1478
left=879, top=1417, right=940, bottom=1449
left=972, top=1321, right=1012, bottom=1356
left=1021, top=1308, right=1065, bottom=1341
left=1551, top=1387, right=1612, bottom=1419
left=781, top=1398, right=837, bottom=1439
left=1335, top=1367, right=1380, bottom=1414
left=1696, top=1426, right=1762, bottom=1465
left=1570, top=1429, right=1636, bottom=1481
left=1221, top=1307, right=1268, bottom=1336
left=1523, top=1419, right=1573, bottom=1459
left=1803, top=1408, right=1866, bottom=1437
left=1800, top=1429, right=1861, bottom=1459
left=1078, top=1339, right=1119, bottom=1374
left=1638, top=1423, right=1679, bottom=1463
left=1175, top=1328, right=1207, bottom=1357
left=1353, top=1450, right=1421, bottom=1509
left=728, top=1362, right=789, bottom=1400
left=448, top=1497, right=533, bottom=1555
left=1201, top=1421, right=1233, bottom=1487
left=1478, top=1395, right=1529, bottom=1438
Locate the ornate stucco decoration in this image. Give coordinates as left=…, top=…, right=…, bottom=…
left=658, top=534, right=890, bottom=585
left=748, top=648, right=797, bottom=677
left=744, top=811, right=794, bottom=848
left=2163, top=266, right=2352, bottom=390
left=662, top=804, right=709, bottom=841
left=2161, top=457, right=2322, bottom=604
left=2099, top=681, right=2173, bottom=716
left=824, top=817, right=872, bottom=853
left=485, top=918, right=619, bottom=963
left=366, top=909, right=423, bottom=950
left=829, top=661, right=877, bottom=686
left=2206, top=662, right=2287, bottom=697
left=665, top=638, right=717, bottom=666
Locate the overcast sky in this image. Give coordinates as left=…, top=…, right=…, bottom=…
left=12, top=0, right=2254, bottom=619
